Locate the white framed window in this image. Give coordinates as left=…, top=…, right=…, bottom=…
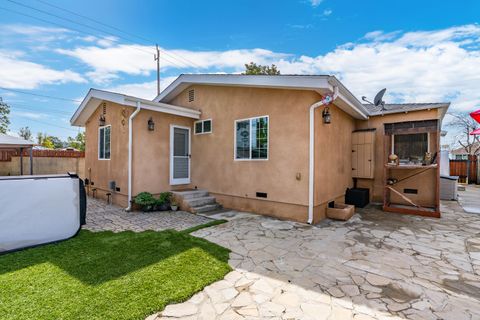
left=194, top=119, right=212, bottom=135
left=234, top=115, right=269, bottom=160
left=98, top=125, right=111, bottom=160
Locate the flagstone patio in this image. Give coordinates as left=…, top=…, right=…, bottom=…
left=150, top=196, right=480, bottom=320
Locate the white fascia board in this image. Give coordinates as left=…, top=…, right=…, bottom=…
left=124, top=97, right=201, bottom=119
left=154, top=74, right=369, bottom=120
left=155, top=74, right=332, bottom=103
left=71, top=89, right=201, bottom=127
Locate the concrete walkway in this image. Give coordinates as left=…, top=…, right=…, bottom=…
left=151, top=199, right=480, bottom=320
left=84, top=197, right=212, bottom=232
left=458, top=184, right=480, bottom=214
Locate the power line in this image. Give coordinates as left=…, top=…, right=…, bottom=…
left=0, top=87, right=81, bottom=102
left=10, top=104, right=73, bottom=116
left=33, top=0, right=204, bottom=69
left=12, top=115, right=78, bottom=132
left=9, top=102, right=73, bottom=115
left=5, top=0, right=155, bottom=56
left=0, top=5, right=188, bottom=69
left=36, top=0, right=152, bottom=44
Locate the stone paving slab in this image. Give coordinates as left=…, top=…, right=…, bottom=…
left=149, top=198, right=480, bottom=320
left=84, top=197, right=212, bottom=232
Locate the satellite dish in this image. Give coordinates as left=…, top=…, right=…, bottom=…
left=374, top=88, right=387, bottom=110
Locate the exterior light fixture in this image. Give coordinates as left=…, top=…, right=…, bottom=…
left=99, top=115, right=106, bottom=126
left=322, top=107, right=331, bottom=124
left=147, top=117, right=155, bottom=131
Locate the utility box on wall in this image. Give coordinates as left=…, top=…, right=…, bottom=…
left=352, top=129, right=375, bottom=179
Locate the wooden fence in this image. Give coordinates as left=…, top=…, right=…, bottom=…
left=0, top=149, right=84, bottom=161
left=450, top=155, right=478, bottom=183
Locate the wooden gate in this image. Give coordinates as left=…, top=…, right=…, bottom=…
left=450, top=155, right=478, bottom=183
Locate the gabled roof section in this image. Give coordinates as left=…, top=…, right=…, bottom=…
left=363, top=102, right=450, bottom=117
left=155, top=74, right=370, bottom=120
left=71, top=88, right=201, bottom=127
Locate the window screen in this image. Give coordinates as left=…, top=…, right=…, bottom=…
left=394, top=133, right=427, bottom=161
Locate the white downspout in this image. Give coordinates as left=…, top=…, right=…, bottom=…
left=125, top=101, right=142, bottom=211
left=308, top=86, right=339, bottom=224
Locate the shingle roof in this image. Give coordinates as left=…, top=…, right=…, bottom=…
left=363, top=102, right=450, bottom=116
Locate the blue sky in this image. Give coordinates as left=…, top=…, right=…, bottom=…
left=1, top=0, right=479, bottom=143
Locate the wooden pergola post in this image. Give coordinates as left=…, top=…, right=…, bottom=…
left=20, top=147, right=23, bottom=175
left=29, top=147, right=33, bottom=175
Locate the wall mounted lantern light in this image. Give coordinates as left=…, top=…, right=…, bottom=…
left=322, top=107, right=331, bottom=124
left=147, top=117, right=155, bottom=131
left=99, top=114, right=106, bottom=126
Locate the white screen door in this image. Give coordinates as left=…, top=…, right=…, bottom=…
left=170, top=125, right=191, bottom=185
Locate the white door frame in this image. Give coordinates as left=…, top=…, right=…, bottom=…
left=170, top=124, right=191, bottom=185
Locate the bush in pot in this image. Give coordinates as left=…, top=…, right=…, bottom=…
left=134, top=192, right=156, bottom=212
left=156, top=192, right=172, bottom=211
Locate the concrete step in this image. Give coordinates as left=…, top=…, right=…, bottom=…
left=185, top=196, right=216, bottom=207
left=172, top=189, right=209, bottom=199
left=192, top=203, right=222, bottom=214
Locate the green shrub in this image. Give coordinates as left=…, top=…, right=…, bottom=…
left=157, top=192, right=172, bottom=205
left=134, top=192, right=156, bottom=207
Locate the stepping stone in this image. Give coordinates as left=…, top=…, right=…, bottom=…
left=162, top=302, right=198, bottom=317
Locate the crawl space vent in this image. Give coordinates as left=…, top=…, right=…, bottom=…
left=188, top=89, right=195, bottom=102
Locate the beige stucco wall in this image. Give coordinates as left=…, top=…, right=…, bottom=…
left=354, top=109, right=443, bottom=203
left=84, top=102, right=131, bottom=206
left=83, top=85, right=443, bottom=222
left=0, top=156, right=84, bottom=177
left=170, top=85, right=356, bottom=222
left=84, top=101, right=195, bottom=207
left=313, top=103, right=356, bottom=222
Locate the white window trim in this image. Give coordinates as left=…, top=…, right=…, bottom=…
left=234, top=115, right=269, bottom=161
left=194, top=119, right=212, bottom=135
left=391, top=132, right=430, bottom=156
left=98, top=125, right=111, bottom=160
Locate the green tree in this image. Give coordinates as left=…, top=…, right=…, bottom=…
left=41, top=136, right=54, bottom=149
left=0, top=97, right=11, bottom=134
left=49, top=136, right=65, bottom=149
left=18, top=126, right=33, bottom=141
left=243, top=62, right=280, bottom=75
left=67, top=131, right=85, bottom=151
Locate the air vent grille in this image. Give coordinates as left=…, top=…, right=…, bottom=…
left=188, top=89, right=195, bottom=102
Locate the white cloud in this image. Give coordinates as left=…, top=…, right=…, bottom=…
left=0, top=24, right=72, bottom=43
left=61, top=24, right=480, bottom=116
left=105, top=77, right=177, bottom=100
left=0, top=51, right=86, bottom=89
left=309, top=0, right=323, bottom=7
left=323, top=9, right=333, bottom=16
left=57, top=45, right=289, bottom=84
left=11, top=111, right=48, bottom=120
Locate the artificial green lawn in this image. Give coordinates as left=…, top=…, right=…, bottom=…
left=0, top=227, right=231, bottom=320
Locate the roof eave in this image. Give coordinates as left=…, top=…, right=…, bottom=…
left=155, top=74, right=370, bottom=120
left=71, top=89, right=201, bottom=127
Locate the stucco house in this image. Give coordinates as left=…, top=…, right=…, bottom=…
left=71, top=75, right=449, bottom=223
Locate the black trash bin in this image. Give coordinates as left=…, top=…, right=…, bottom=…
left=345, top=188, right=370, bottom=208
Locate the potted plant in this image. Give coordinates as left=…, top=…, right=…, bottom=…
left=170, top=199, right=179, bottom=211
left=156, top=192, right=172, bottom=211
left=134, top=192, right=156, bottom=212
